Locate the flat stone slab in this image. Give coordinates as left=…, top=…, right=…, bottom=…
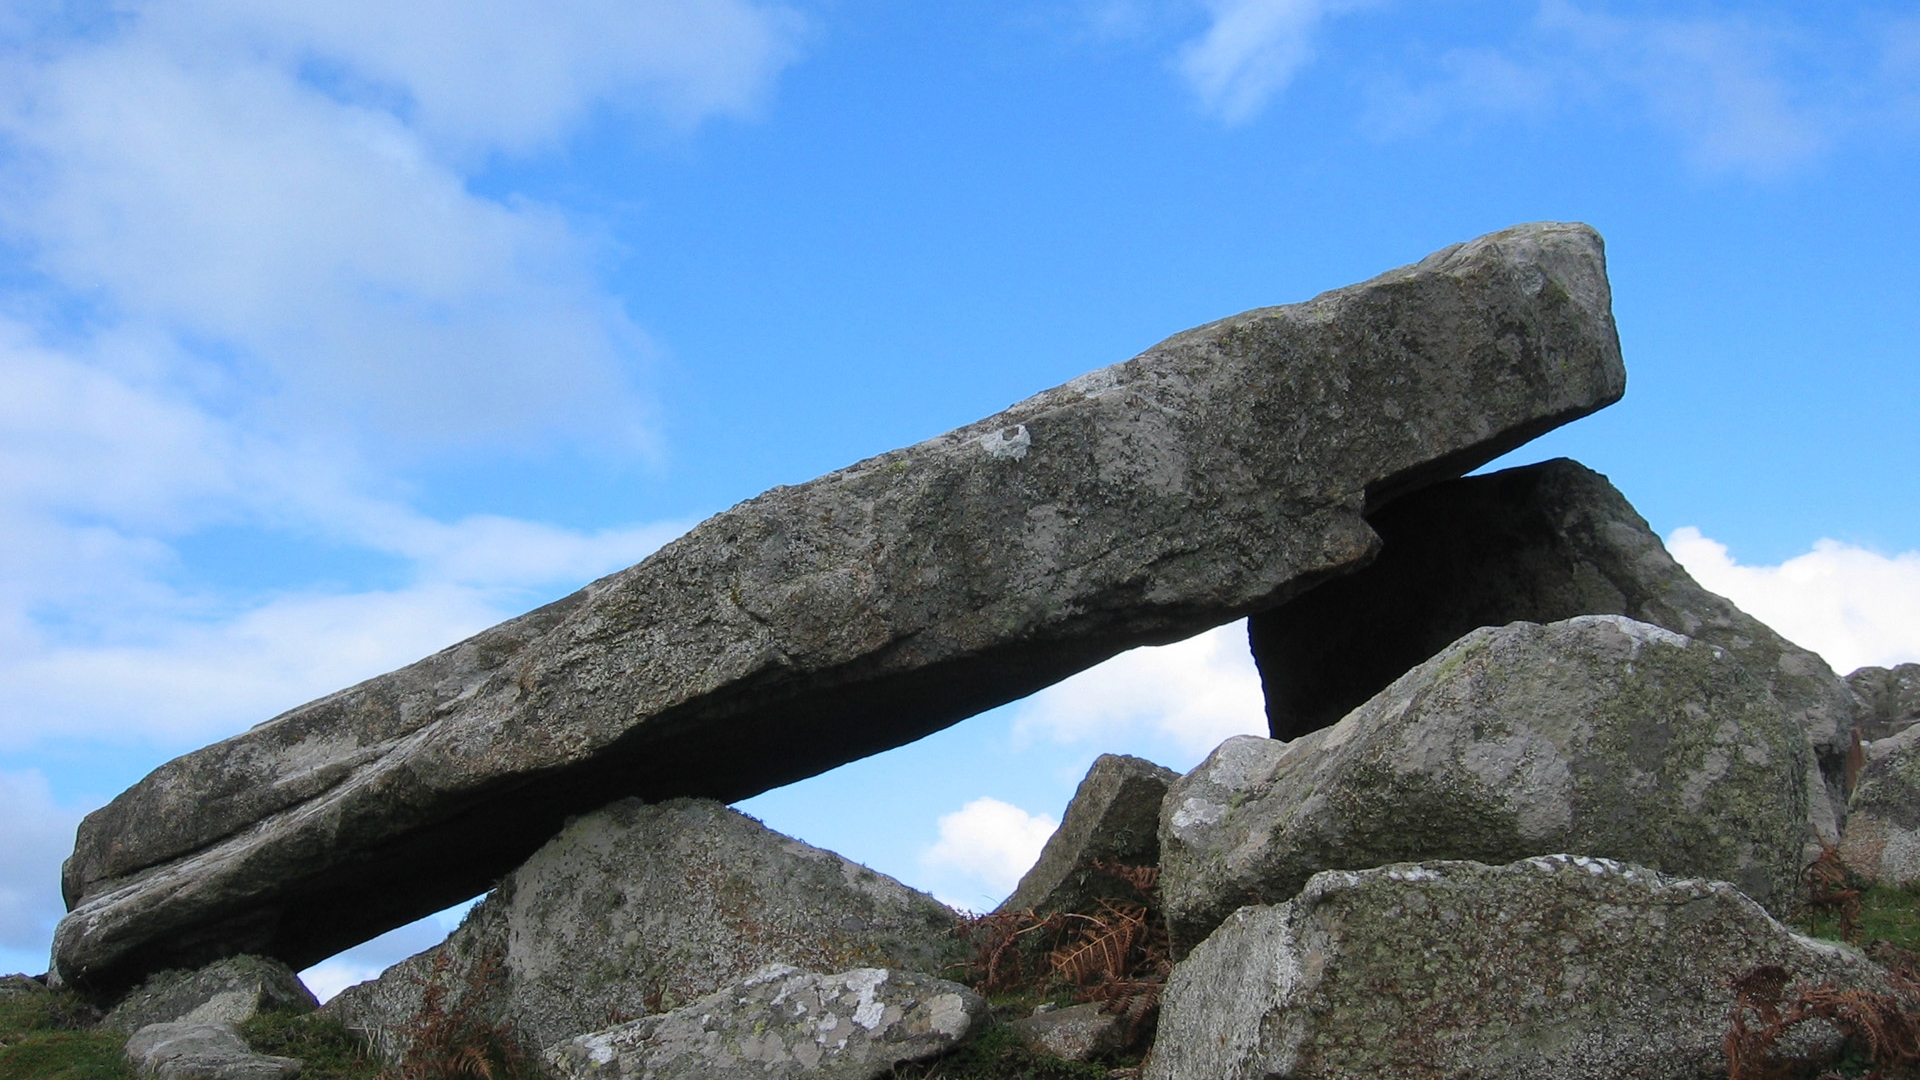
left=543, top=965, right=984, bottom=1080
left=1146, top=856, right=1885, bottom=1080
left=1161, top=615, right=1813, bottom=950
left=55, top=222, right=1623, bottom=992
left=123, top=1021, right=302, bottom=1080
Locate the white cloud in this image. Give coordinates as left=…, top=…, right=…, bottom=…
left=0, top=0, right=783, bottom=751
left=0, top=772, right=82, bottom=963
left=920, top=797, right=1058, bottom=910
left=0, top=321, right=688, bottom=746
left=165, top=0, right=805, bottom=157
left=1178, top=0, right=1364, bottom=123
left=1668, top=527, right=1920, bottom=675
left=1534, top=1, right=1826, bottom=174
left=1012, top=620, right=1269, bottom=757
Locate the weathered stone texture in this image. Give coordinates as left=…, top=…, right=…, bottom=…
left=1851, top=663, right=1920, bottom=741
left=998, top=754, right=1176, bottom=916
left=1841, top=724, right=1920, bottom=886
left=544, top=965, right=984, bottom=1080
left=1004, top=1003, right=1128, bottom=1063
left=1146, top=856, right=1883, bottom=1080
left=1245, top=457, right=1856, bottom=836
left=325, top=798, right=961, bottom=1062
left=123, top=1021, right=302, bottom=1080
left=1161, top=615, right=1812, bottom=950
left=56, top=222, right=1623, bottom=992
left=105, top=955, right=315, bottom=1034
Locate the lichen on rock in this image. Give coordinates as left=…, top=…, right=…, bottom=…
left=1160, top=614, right=1813, bottom=950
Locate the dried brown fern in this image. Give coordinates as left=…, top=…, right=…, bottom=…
left=387, top=945, right=533, bottom=1080
left=1725, top=963, right=1920, bottom=1079
left=1808, top=845, right=1867, bottom=944
left=1049, top=902, right=1147, bottom=987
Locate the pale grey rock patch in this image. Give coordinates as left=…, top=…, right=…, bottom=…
left=1005, top=1003, right=1128, bottom=1063
left=123, top=1021, right=302, bottom=1080
left=56, top=222, right=1624, bottom=994
left=543, top=964, right=984, bottom=1080
left=999, top=754, right=1177, bottom=916
left=1145, top=856, right=1884, bottom=1080
left=106, top=955, right=316, bottom=1034
left=324, top=798, right=961, bottom=1063
left=1161, top=615, right=1813, bottom=950
left=1246, top=457, right=1858, bottom=846
left=1841, top=724, right=1920, bottom=886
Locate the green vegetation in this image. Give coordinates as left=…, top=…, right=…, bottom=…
left=239, top=1010, right=382, bottom=1080
left=1849, top=885, right=1920, bottom=952
left=0, top=986, right=128, bottom=1080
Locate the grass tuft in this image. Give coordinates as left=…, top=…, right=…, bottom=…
left=0, top=986, right=128, bottom=1080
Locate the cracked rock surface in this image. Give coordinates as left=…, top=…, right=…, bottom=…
left=544, top=965, right=984, bottom=1080
left=1147, top=856, right=1884, bottom=1080
left=1161, top=615, right=1813, bottom=950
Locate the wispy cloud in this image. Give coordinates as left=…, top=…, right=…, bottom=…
left=1668, top=528, right=1920, bottom=675
left=1177, top=0, right=1365, bottom=123
left=1170, top=0, right=1909, bottom=176
left=1358, top=2, right=1876, bottom=176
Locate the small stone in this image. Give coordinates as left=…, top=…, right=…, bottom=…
left=1161, top=615, right=1813, bottom=950
left=999, top=754, right=1177, bottom=916
left=1005, top=1002, right=1129, bottom=1062
left=123, top=1021, right=302, bottom=1080
left=543, top=965, right=985, bottom=1080
left=1146, top=856, right=1886, bottom=1080
left=107, top=955, right=316, bottom=1034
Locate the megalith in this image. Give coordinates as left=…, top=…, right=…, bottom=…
left=1160, top=615, right=1814, bottom=951
left=1245, top=457, right=1859, bottom=824
left=55, top=222, right=1624, bottom=993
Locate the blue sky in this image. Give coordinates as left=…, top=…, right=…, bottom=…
left=2, top=0, right=1918, bottom=993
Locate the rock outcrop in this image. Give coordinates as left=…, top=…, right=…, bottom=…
left=56, top=222, right=1624, bottom=992
left=543, top=965, right=984, bottom=1080
left=1161, top=615, right=1812, bottom=950
left=326, top=798, right=961, bottom=1062
left=1841, top=725, right=1920, bottom=886
left=105, top=955, right=315, bottom=1034
left=1244, top=458, right=1857, bottom=835
left=998, top=754, right=1176, bottom=916
left=1146, top=856, right=1884, bottom=1080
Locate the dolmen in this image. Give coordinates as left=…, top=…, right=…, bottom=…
left=54, top=221, right=1625, bottom=994
left=48, top=220, right=1916, bottom=1080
